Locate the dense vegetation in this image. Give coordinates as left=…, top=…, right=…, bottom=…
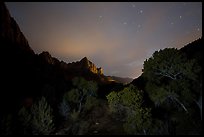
left=1, top=42, right=201, bottom=135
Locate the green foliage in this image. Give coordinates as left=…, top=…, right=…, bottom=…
left=64, top=77, right=98, bottom=113
left=119, top=85, right=143, bottom=109
left=106, top=85, right=152, bottom=134
left=72, top=77, right=98, bottom=97
left=31, top=97, right=54, bottom=135
left=123, top=107, right=152, bottom=135
left=143, top=48, right=201, bottom=109
left=65, top=89, right=80, bottom=104
left=142, top=48, right=202, bottom=134
left=146, top=83, right=168, bottom=106
left=106, top=91, right=120, bottom=114
left=58, top=77, right=98, bottom=134
left=18, top=106, right=32, bottom=134
left=143, top=48, right=200, bottom=81
left=84, top=96, right=99, bottom=111
left=70, top=109, right=80, bottom=122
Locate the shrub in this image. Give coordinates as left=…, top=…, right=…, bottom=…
left=70, top=109, right=80, bottom=122
left=84, top=96, right=98, bottom=111
left=18, top=106, right=32, bottom=134
left=31, top=97, right=54, bottom=135
left=106, top=85, right=153, bottom=135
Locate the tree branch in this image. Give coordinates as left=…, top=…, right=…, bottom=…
left=194, top=97, right=202, bottom=120
left=155, top=71, right=177, bottom=80
left=168, top=96, right=188, bottom=113
left=154, top=68, right=182, bottom=80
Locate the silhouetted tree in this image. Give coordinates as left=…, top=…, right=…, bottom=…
left=143, top=48, right=202, bottom=134
left=65, top=77, right=98, bottom=113
left=107, top=85, right=152, bottom=135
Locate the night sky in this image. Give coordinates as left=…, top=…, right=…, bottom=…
left=6, top=2, right=202, bottom=78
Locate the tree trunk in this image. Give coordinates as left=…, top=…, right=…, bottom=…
left=194, top=96, right=202, bottom=120
left=143, top=129, right=146, bottom=135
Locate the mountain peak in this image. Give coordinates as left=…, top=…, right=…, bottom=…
left=39, top=51, right=59, bottom=65
left=81, top=57, right=88, bottom=61
left=0, top=2, right=34, bottom=54
left=78, top=57, right=103, bottom=75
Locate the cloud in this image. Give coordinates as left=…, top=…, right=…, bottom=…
left=126, top=59, right=144, bottom=67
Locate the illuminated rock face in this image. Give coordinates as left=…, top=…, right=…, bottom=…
left=38, top=53, right=104, bottom=76
left=97, top=67, right=103, bottom=75
left=80, top=57, right=103, bottom=75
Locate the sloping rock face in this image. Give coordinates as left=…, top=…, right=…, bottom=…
left=0, top=2, right=117, bottom=118
left=78, top=57, right=103, bottom=75
left=39, top=52, right=104, bottom=76
left=39, top=51, right=60, bottom=65
left=0, top=2, right=39, bottom=116
left=0, top=2, right=34, bottom=54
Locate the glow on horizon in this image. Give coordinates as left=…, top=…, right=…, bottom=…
left=6, top=2, right=202, bottom=79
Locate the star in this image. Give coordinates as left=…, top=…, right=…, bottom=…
left=138, top=24, right=141, bottom=28
left=132, top=4, right=135, bottom=8
left=98, top=15, right=103, bottom=20
left=97, top=15, right=103, bottom=24
left=171, top=22, right=174, bottom=25
left=197, top=28, right=200, bottom=31
left=123, top=22, right=127, bottom=25
left=179, top=15, right=182, bottom=19
left=140, top=10, right=143, bottom=14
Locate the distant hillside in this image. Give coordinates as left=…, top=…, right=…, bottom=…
left=108, top=76, right=133, bottom=84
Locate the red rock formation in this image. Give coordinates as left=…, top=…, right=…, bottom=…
left=78, top=57, right=103, bottom=75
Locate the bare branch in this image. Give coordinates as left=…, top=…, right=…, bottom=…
left=168, top=96, right=188, bottom=113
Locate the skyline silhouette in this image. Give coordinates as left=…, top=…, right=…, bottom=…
left=6, top=2, right=202, bottom=78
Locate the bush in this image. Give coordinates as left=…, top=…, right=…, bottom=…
left=84, top=96, right=99, bottom=111
left=31, top=97, right=54, bottom=135
left=70, top=109, right=80, bottom=122
left=62, top=77, right=98, bottom=114
left=106, top=85, right=153, bottom=135
left=18, top=106, right=32, bottom=134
